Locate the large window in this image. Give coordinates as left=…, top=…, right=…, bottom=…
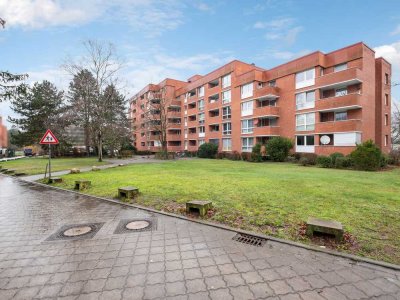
left=198, top=139, right=205, bottom=146
left=222, top=138, right=232, bottom=151
left=241, top=100, right=253, bottom=116
left=222, top=90, right=231, bottom=104
left=198, top=113, right=205, bottom=124
left=222, top=106, right=231, bottom=119
left=334, top=63, right=347, bottom=72
left=335, top=88, right=347, bottom=97
left=223, top=122, right=232, bottom=135
left=295, top=68, right=315, bottom=89
left=296, top=91, right=315, bottom=110
left=335, top=111, right=347, bottom=121
left=198, top=86, right=204, bottom=97
left=241, top=83, right=253, bottom=99
left=241, top=119, right=254, bottom=134
left=222, top=74, right=231, bottom=88
left=296, top=113, right=315, bottom=131
left=198, top=99, right=204, bottom=111
left=242, top=137, right=254, bottom=152
left=296, top=135, right=315, bottom=153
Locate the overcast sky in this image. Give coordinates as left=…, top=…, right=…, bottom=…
left=1, top=0, right=400, bottom=128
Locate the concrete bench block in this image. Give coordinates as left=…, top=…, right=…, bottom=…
left=92, top=166, right=100, bottom=171
left=306, top=217, right=344, bottom=242
left=74, top=180, right=91, bottom=190
left=4, top=169, right=16, bottom=174
left=14, top=172, right=27, bottom=177
left=70, top=168, right=81, bottom=174
left=186, top=200, right=212, bottom=217
left=50, top=177, right=63, bottom=183
left=118, top=186, right=139, bottom=200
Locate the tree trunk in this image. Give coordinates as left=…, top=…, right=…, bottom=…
left=85, top=126, right=90, bottom=157
left=98, top=132, right=103, bottom=162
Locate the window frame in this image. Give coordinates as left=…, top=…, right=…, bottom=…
left=222, top=122, right=232, bottom=135
left=296, top=113, right=315, bottom=131
left=335, top=111, right=348, bottom=121
left=222, top=74, right=231, bottom=88
left=241, top=137, right=254, bottom=152
left=334, top=63, right=347, bottom=72
left=241, top=100, right=253, bottom=116
left=222, top=106, right=231, bottom=119
left=222, top=138, right=232, bottom=151
left=295, top=90, right=315, bottom=110
left=241, top=82, right=253, bottom=99
left=241, top=119, right=254, bottom=134
left=222, top=90, right=231, bottom=104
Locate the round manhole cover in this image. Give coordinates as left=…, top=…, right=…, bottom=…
left=125, top=220, right=150, bottom=230
left=63, top=226, right=93, bottom=237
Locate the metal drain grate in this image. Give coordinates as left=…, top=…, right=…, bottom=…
left=114, top=218, right=157, bottom=234
left=232, top=233, right=266, bottom=247
left=45, top=223, right=105, bottom=241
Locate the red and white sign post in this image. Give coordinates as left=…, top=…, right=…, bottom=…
left=40, top=129, right=59, bottom=182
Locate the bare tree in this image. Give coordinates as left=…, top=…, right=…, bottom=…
left=144, top=88, right=174, bottom=157
left=63, top=40, right=125, bottom=161
left=392, top=101, right=400, bottom=145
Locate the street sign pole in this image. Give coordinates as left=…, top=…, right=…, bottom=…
left=48, top=144, right=52, bottom=183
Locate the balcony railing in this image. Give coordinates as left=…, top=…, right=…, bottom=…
left=253, top=126, right=280, bottom=136
left=253, top=106, right=280, bottom=117
left=316, top=68, right=363, bottom=90
left=315, top=119, right=362, bottom=132
left=253, top=86, right=280, bottom=100
left=316, top=93, right=362, bottom=112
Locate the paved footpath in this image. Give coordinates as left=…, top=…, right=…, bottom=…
left=0, top=176, right=399, bottom=300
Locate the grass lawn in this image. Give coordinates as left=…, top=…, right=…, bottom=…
left=52, top=159, right=399, bottom=264
left=0, top=157, right=108, bottom=175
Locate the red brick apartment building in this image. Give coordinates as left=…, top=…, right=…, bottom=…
left=130, top=42, right=392, bottom=155
left=0, top=116, right=8, bottom=150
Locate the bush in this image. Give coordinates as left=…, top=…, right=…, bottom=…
left=197, top=143, right=218, bottom=158
left=388, top=150, right=400, bottom=165
left=350, top=140, right=383, bottom=171
left=136, top=150, right=152, bottom=155
left=240, top=152, right=252, bottom=162
left=299, top=153, right=317, bottom=166
left=380, top=154, right=388, bottom=168
left=329, top=152, right=344, bottom=165
left=285, top=156, right=297, bottom=163
left=216, top=152, right=225, bottom=159
left=266, top=137, right=293, bottom=162
left=316, top=155, right=332, bottom=168
left=335, top=156, right=352, bottom=169
left=251, top=143, right=263, bottom=162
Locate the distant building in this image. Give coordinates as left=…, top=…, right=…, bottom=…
left=130, top=42, right=392, bottom=155
left=0, top=116, right=8, bottom=149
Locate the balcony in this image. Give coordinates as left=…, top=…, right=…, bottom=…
left=316, top=93, right=362, bottom=112
left=253, top=86, right=280, bottom=100
left=253, top=106, right=280, bottom=117
left=188, top=132, right=197, bottom=139
left=168, top=111, right=181, bottom=118
left=316, top=68, right=363, bottom=90
left=207, top=130, right=220, bottom=139
left=166, top=145, right=182, bottom=152
left=167, top=133, right=181, bottom=141
left=253, top=126, right=280, bottom=136
left=315, top=119, right=362, bottom=133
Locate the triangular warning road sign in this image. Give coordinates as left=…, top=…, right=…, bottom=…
left=40, top=129, right=59, bottom=145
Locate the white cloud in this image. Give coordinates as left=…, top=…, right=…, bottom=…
left=193, top=2, right=214, bottom=13
left=254, top=17, right=302, bottom=46
left=256, top=49, right=310, bottom=61
left=0, top=0, right=185, bottom=35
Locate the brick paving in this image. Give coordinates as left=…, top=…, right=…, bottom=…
left=0, top=175, right=399, bottom=300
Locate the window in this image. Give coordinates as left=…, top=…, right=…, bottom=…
left=222, top=106, right=231, bottom=119
left=385, top=135, right=389, bottom=146
left=385, top=73, right=389, bottom=85
left=241, top=83, right=253, bottom=99
left=222, top=90, right=231, bottom=104
left=198, top=139, right=205, bottom=146
left=334, top=132, right=361, bottom=146
left=296, top=135, right=314, bottom=146
left=198, top=99, right=204, bottom=111
left=335, top=111, right=348, bottom=121
left=385, top=114, right=389, bottom=126
left=241, top=100, right=253, bottom=116
left=209, top=139, right=219, bottom=146
left=335, top=88, right=347, bottom=97
left=385, top=94, right=389, bottom=106
left=223, top=122, right=232, bottom=135
left=241, top=119, right=254, bottom=134
left=222, top=138, right=232, bottom=151
left=199, top=126, right=205, bottom=133
left=268, top=80, right=276, bottom=87
left=222, top=74, right=231, bottom=88
left=334, top=63, right=347, bottom=72
left=242, top=137, right=254, bottom=152
left=198, top=113, right=205, bottom=124
left=296, top=113, right=315, bottom=131
left=295, top=68, right=315, bottom=89
left=296, top=91, right=315, bottom=110
left=198, top=86, right=204, bottom=97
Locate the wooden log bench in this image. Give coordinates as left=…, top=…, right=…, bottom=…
left=74, top=180, right=91, bottom=190
left=14, top=172, right=27, bottom=177
left=50, top=177, right=63, bottom=183
left=118, top=186, right=139, bottom=200
left=0, top=168, right=8, bottom=173
left=4, top=169, right=16, bottom=174
left=92, top=166, right=100, bottom=171
left=70, top=168, right=81, bottom=174
left=186, top=200, right=212, bottom=217
left=306, top=217, right=344, bottom=242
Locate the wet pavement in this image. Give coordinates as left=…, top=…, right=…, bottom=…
left=0, top=175, right=399, bottom=300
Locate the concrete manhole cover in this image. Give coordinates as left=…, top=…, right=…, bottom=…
left=114, top=218, right=156, bottom=234
left=126, top=220, right=150, bottom=230
left=45, top=223, right=104, bottom=241
left=63, top=226, right=92, bottom=237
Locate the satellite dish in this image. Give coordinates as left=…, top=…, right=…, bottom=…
left=320, top=135, right=331, bottom=145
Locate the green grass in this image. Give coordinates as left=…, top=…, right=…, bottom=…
left=0, top=157, right=108, bottom=175
left=53, top=159, right=399, bottom=264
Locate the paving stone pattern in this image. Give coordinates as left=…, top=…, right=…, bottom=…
left=0, top=175, right=399, bottom=300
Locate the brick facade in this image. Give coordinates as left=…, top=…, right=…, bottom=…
left=130, top=42, right=392, bottom=155
left=0, top=116, right=8, bottom=149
